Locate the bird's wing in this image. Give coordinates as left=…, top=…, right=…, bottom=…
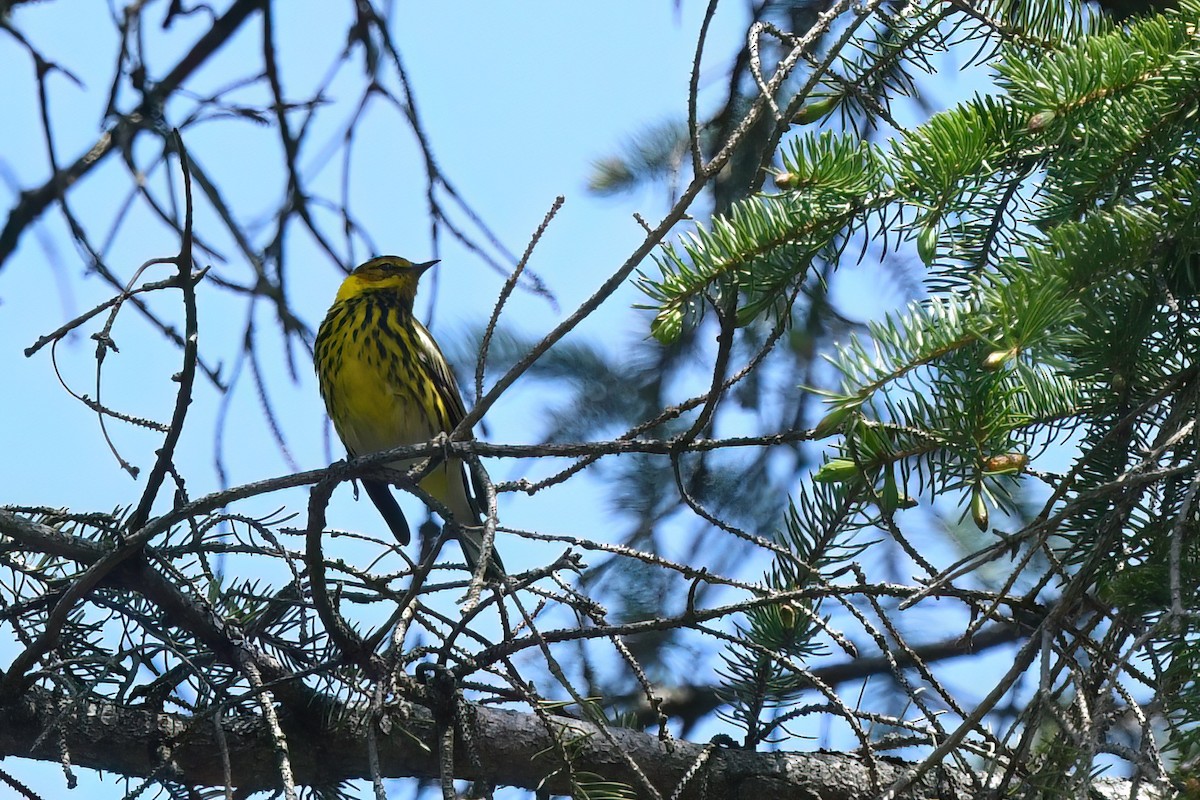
left=411, top=319, right=469, bottom=428
left=412, top=319, right=504, bottom=577
left=411, top=318, right=484, bottom=508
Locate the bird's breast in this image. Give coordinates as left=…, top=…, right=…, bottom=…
left=319, top=324, right=440, bottom=457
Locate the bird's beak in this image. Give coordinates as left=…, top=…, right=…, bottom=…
left=414, top=259, right=439, bottom=275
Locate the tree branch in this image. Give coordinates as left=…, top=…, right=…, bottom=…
left=0, top=685, right=1048, bottom=799
left=0, top=0, right=267, bottom=267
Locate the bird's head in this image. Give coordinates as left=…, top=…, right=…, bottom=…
left=335, top=256, right=439, bottom=308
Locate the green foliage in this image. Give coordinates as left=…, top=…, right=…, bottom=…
left=643, top=132, right=887, bottom=343
left=587, top=119, right=692, bottom=196
left=642, top=0, right=1200, bottom=783
left=717, top=484, right=866, bottom=746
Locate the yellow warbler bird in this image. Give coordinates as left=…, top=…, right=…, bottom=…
left=314, top=255, right=503, bottom=579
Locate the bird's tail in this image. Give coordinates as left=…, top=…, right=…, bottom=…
left=458, top=524, right=506, bottom=582
left=423, top=461, right=506, bottom=581
left=365, top=473, right=503, bottom=580
left=362, top=479, right=411, bottom=545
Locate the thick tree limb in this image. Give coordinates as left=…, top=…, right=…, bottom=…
left=0, top=686, right=1159, bottom=798
left=0, top=686, right=980, bottom=798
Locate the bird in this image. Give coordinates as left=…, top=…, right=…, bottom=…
left=313, top=255, right=503, bottom=580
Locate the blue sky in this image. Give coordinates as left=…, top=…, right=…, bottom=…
left=0, top=3, right=1037, bottom=797
left=0, top=3, right=773, bottom=795
left=0, top=3, right=758, bottom=537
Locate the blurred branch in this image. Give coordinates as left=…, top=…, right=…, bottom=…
left=618, top=620, right=1030, bottom=731
left=0, top=0, right=267, bottom=267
